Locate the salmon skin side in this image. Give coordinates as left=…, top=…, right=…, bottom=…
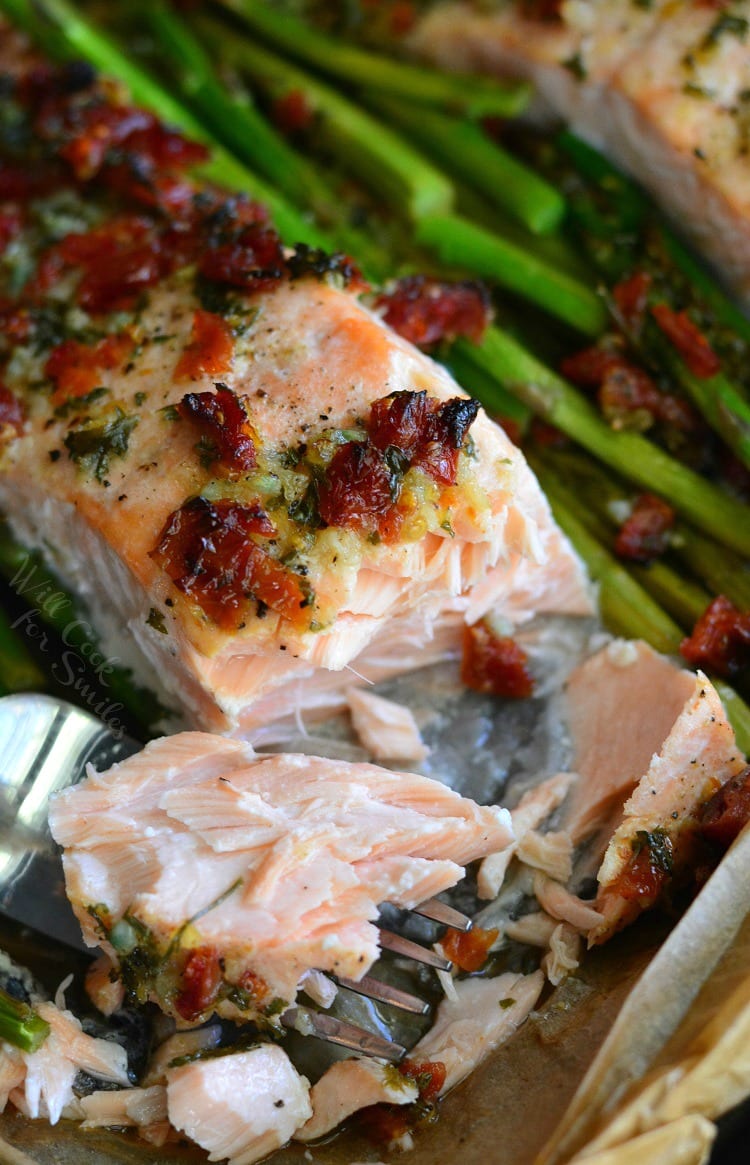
left=48, top=732, right=514, bottom=1026
left=408, top=0, right=750, bottom=305
left=0, top=26, right=591, bottom=740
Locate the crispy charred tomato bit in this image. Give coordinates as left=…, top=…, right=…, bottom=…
left=285, top=245, right=366, bottom=293
left=440, top=925, right=498, bottom=972
left=651, top=303, right=722, bottom=379
left=399, top=1059, right=447, bottom=1103
left=614, top=493, right=675, bottom=564
left=175, top=946, right=223, bottom=1023
left=680, top=595, right=750, bottom=678
left=0, top=383, right=24, bottom=435
left=45, top=333, right=133, bottom=406
left=612, top=270, right=652, bottom=333
left=374, top=275, right=491, bottom=352
left=177, top=385, right=256, bottom=473
left=700, top=767, right=750, bottom=849
left=174, top=310, right=235, bottom=382
left=609, top=829, right=674, bottom=908
left=318, top=391, right=479, bottom=538
left=151, top=496, right=309, bottom=631
left=461, top=621, right=535, bottom=699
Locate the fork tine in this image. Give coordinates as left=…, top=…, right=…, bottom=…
left=336, top=974, right=430, bottom=1015
left=409, top=897, right=473, bottom=931
left=378, top=929, right=452, bottom=970
left=282, top=1006, right=406, bottom=1062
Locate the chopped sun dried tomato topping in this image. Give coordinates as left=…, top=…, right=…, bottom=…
left=612, top=270, right=652, bottom=332
left=45, top=333, right=133, bottom=406
left=440, top=925, right=498, bottom=972
left=0, top=383, right=25, bottom=434
left=151, top=497, right=309, bottom=631
left=561, top=344, right=698, bottom=433
left=175, top=946, right=223, bottom=1022
left=174, top=310, right=235, bottom=382
left=614, top=493, right=675, bottom=564
left=368, top=389, right=429, bottom=456
left=700, top=767, right=750, bottom=849
left=412, top=397, right=480, bottom=485
left=318, top=443, right=395, bottom=536
left=609, top=831, right=673, bottom=906
left=399, top=1058, right=447, bottom=1102
left=680, top=595, right=750, bottom=678
left=651, top=303, right=721, bottom=379
left=198, top=224, right=284, bottom=291
left=461, top=622, right=534, bottom=699
left=177, top=385, right=256, bottom=473
left=271, top=89, right=315, bottom=135
left=375, top=275, right=491, bottom=351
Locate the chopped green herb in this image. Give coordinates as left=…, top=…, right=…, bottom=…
left=64, top=408, right=138, bottom=482
left=159, top=404, right=180, bottom=422
left=499, top=997, right=516, bottom=1010
left=146, top=607, right=168, bottom=634
left=702, top=13, right=749, bottom=51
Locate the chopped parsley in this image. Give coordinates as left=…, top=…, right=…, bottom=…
left=64, top=409, right=138, bottom=482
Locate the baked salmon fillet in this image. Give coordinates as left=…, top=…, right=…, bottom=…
left=408, top=0, right=750, bottom=303
left=48, top=732, right=513, bottom=1026
left=0, top=30, right=590, bottom=738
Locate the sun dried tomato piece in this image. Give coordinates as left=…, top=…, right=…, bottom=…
left=318, top=442, right=395, bottom=535
left=50, top=216, right=169, bottom=313
left=700, top=767, right=750, bottom=849
left=680, top=595, right=750, bottom=678
left=0, top=207, right=23, bottom=255
left=519, top=0, right=563, bottom=19
left=609, top=832, right=673, bottom=905
left=613, top=270, right=652, bottom=332
left=440, top=925, right=498, bottom=972
left=271, top=89, right=315, bottom=135
left=461, top=622, right=534, bottom=698
left=560, top=345, right=620, bottom=387
left=0, top=383, right=25, bottom=434
left=389, top=1, right=418, bottom=35
left=45, top=333, right=133, bottom=406
left=413, top=397, right=480, bottom=485
left=198, top=224, right=284, bottom=290
left=175, top=946, right=222, bottom=1022
left=614, top=493, right=675, bottom=564
left=375, top=275, right=491, bottom=351
left=368, top=390, right=429, bottom=456
left=529, top=418, right=567, bottom=448
left=0, top=159, right=66, bottom=201
left=399, top=1059, right=447, bottom=1102
left=651, top=303, right=721, bottom=379
left=151, top=497, right=308, bottom=630
left=174, top=310, right=235, bottom=383
left=177, top=385, right=256, bottom=473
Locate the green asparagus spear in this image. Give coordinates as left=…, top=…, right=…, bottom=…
left=0, top=987, right=50, bottom=1053
left=193, top=14, right=454, bottom=222
left=459, top=327, right=750, bottom=557
left=366, top=95, right=565, bottom=235
left=417, top=215, right=608, bottom=336
left=0, top=0, right=325, bottom=247
left=215, top=0, right=530, bottom=118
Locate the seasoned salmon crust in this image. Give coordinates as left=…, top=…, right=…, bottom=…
left=0, top=27, right=591, bottom=738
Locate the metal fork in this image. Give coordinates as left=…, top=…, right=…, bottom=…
left=0, top=694, right=471, bottom=1062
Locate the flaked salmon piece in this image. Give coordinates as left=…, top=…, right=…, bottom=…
left=77, top=1085, right=168, bottom=1132
left=505, top=911, right=558, bottom=949
left=166, top=1046, right=311, bottom=1165
left=564, top=641, right=697, bottom=846
left=1, top=999, right=129, bottom=1127
left=533, top=873, right=604, bottom=934
left=408, top=1, right=750, bottom=303
left=295, top=1059, right=418, bottom=1143
left=347, top=687, right=429, bottom=763
left=516, top=828, right=574, bottom=883
left=49, top=733, right=513, bottom=1024
left=408, top=970, right=545, bottom=1094
left=542, top=922, right=581, bottom=987
left=591, top=669, right=747, bottom=944
left=0, top=38, right=591, bottom=741
left=477, top=771, right=576, bottom=899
